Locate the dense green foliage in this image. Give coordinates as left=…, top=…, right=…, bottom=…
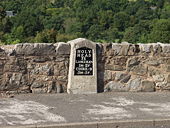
left=0, top=0, right=170, bottom=44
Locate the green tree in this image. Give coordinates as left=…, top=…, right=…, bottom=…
left=149, top=19, right=170, bottom=43
left=123, top=20, right=151, bottom=43
left=113, top=12, right=130, bottom=31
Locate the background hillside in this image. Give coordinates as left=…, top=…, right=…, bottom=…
left=0, top=0, right=170, bottom=44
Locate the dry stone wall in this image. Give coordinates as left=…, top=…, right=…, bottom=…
left=0, top=43, right=70, bottom=94
left=0, top=38, right=169, bottom=94
left=103, top=43, right=170, bottom=92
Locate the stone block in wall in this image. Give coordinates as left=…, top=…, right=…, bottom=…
left=0, top=61, right=5, bottom=69
left=112, top=44, right=122, bottom=56
left=166, top=66, right=170, bottom=72
left=127, top=57, right=140, bottom=67
left=167, top=74, right=170, bottom=83
left=128, top=64, right=148, bottom=76
left=32, top=56, right=52, bottom=63
left=32, top=88, right=48, bottom=94
left=31, top=81, right=54, bottom=93
left=103, top=43, right=115, bottom=56
left=4, top=57, right=27, bottom=73
left=55, top=42, right=70, bottom=55
left=146, top=59, right=162, bottom=66
left=0, top=73, right=28, bottom=91
left=155, top=82, right=167, bottom=91
left=148, top=67, right=162, bottom=77
left=115, top=72, right=131, bottom=83
left=127, top=57, right=148, bottom=76
left=139, top=44, right=152, bottom=53
left=118, top=43, right=129, bottom=56
left=19, top=85, right=30, bottom=93
left=104, top=81, right=129, bottom=92
left=128, top=78, right=142, bottom=92
left=141, top=80, right=155, bottom=92
left=156, top=82, right=170, bottom=91
left=54, top=62, right=68, bottom=76
left=0, top=45, right=15, bottom=56
left=162, top=44, right=170, bottom=53
left=104, top=70, right=114, bottom=82
left=153, top=74, right=165, bottom=82
left=167, top=59, right=170, bottom=65
left=162, top=83, right=170, bottom=91
left=114, top=57, right=128, bottom=66
left=128, top=44, right=139, bottom=56
left=105, top=64, right=126, bottom=71
left=153, top=43, right=162, bottom=54
left=15, top=43, right=56, bottom=56
left=29, top=63, right=54, bottom=76
left=54, top=56, right=69, bottom=62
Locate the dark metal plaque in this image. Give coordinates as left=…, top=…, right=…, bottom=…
left=74, top=47, right=93, bottom=75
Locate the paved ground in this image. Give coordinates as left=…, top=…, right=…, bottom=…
left=1, top=92, right=170, bottom=128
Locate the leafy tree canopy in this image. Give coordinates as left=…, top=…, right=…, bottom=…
left=0, top=0, right=170, bottom=44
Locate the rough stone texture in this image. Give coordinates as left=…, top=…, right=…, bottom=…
left=55, top=42, right=70, bottom=55
left=104, top=81, right=129, bottom=92
left=0, top=39, right=170, bottom=94
left=0, top=42, right=69, bottom=94
left=128, top=78, right=142, bottom=92
left=115, top=72, right=131, bottom=83
left=141, top=80, right=155, bottom=92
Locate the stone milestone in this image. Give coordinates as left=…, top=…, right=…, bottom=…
left=67, top=38, right=97, bottom=94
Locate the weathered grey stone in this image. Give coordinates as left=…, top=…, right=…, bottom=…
left=128, top=45, right=137, bottom=55
left=115, top=72, right=131, bottom=83
left=166, top=66, right=170, bottom=72
left=139, top=44, right=152, bottom=53
left=162, top=83, right=170, bottom=90
left=103, top=43, right=113, bottom=56
left=119, top=43, right=130, bottom=56
left=153, top=74, right=165, bottom=82
left=148, top=67, right=162, bottom=77
left=128, top=65, right=148, bottom=76
left=112, top=44, right=122, bottom=55
left=32, top=88, right=47, bottom=94
left=167, top=59, right=170, bottom=65
left=127, top=58, right=140, bottom=67
left=55, top=42, right=70, bottom=55
left=141, top=80, right=155, bottom=92
left=104, top=70, right=113, bottom=82
left=31, top=82, right=43, bottom=88
left=104, top=81, right=129, bottom=92
left=153, top=43, right=162, bottom=53
left=120, top=75, right=131, bottom=83
left=57, top=76, right=67, bottom=81
left=19, top=85, right=30, bottom=91
left=15, top=43, right=56, bottom=55
left=167, top=74, right=170, bottom=83
left=32, top=56, right=51, bottom=63
left=147, top=59, right=161, bottom=66
left=161, top=44, right=170, bottom=53
left=128, top=78, right=142, bottom=92
left=155, top=82, right=167, bottom=91
left=1, top=45, right=15, bottom=56
left=114, top=57, right=128, bottom=66
left=30, top=63, right=54, bottom=76
left=112, top=65, right=126, bottom=71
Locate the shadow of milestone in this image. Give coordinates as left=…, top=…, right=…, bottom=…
left=96, top=44, right=104, bottom=93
